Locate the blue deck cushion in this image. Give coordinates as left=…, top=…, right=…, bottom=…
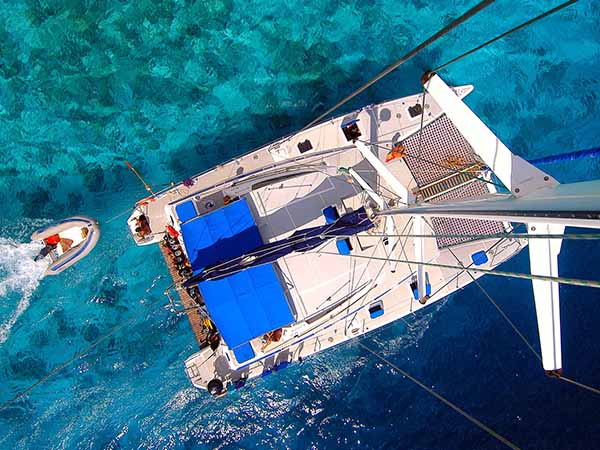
left=232, top=342, right=255, bottom=364
left=323, top=207, right=351, bottom=254
left=175, top=201, right=198, bottom=222
left=199, top=263, right=294, bottom=349
left=180, top=198, right=264, bottom=273
left=336, top=238, right=352, bottom=255
left=322, top=205, right=340, bottom=224
left=471, top=250, right=489, bottom=266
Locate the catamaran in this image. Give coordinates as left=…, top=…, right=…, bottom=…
left=127, top=72, right=599, bottom=398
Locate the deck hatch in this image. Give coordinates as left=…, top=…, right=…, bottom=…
left=176, top=201, right=198, bottom=222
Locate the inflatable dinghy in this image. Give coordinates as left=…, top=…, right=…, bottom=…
left=31, top=216, right=100, bottom=275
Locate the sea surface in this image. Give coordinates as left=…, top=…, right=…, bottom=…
left=1, top=0, right=599, bottom=448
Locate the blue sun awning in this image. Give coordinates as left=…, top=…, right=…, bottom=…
left=179, top=198, right=263, bottom=274
left=198, top=263, right=294, bottom=353
left=178, top=198, right=294, bottom=361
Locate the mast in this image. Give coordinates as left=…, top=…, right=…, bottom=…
left=378, top=74, right=600, bottom=375
left=377, top=181, right=600, bottom=229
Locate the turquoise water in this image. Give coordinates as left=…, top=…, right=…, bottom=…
left=1, top=0, right=600, bottom=448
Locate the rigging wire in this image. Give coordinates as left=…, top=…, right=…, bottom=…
left=445, top=245, right=600, bottom=396
left=194, top=214, right=375, bottom=283
left=105, top=206, right=140, bottom=224
left=558, top=376, right=600, bottom=396
left=358, top=342, right=521, bottom=450
left=473, top=278, right=600, bottom=395
left=432, top=0, right=580, bottom=72
left=296, top=161, right=406, bottom=205
left=445, top=246, right=543, bottom=361
left=264, top=238, right=394, bottom=355
left=419, top=220, right=600, bottom=397
left=453, top=250, right=600, bottom=396
left=426, top=232, right=515, bottom=300
left=268, top=232, right=515, bottom=356
left=324, top=232, right=600, bottom=241
left=0, top=289, right=167, bottom=412
left=300, top=0, right=496, bottom=131
left=314, top=251, right=600, bottom=290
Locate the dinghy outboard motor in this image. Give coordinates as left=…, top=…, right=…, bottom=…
left=207, top=378, right=225, bottom=397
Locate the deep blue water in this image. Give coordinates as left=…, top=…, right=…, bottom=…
left=1, top=0, right=599, bottom=448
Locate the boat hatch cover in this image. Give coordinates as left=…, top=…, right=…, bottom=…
left=175, top=201, right=198, bottom=222
left=232, top=342, right=255, bottom=364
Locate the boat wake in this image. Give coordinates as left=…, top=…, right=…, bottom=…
left=0, top=238, right=47, bottom=344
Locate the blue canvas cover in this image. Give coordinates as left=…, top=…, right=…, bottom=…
left=199, top=263, right=294, bottom=351
left=232, top=342, right=255, bottom=364
left=183, top=206, right=373, bottom=286
left=180, top=198, right=263, bottom=274
left=175, top=201, right=198, bottom=222
left=180, top=197, right=294, bottom=356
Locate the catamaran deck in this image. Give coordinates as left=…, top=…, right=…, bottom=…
left=130, top=86, right=475, bottom=246
left=130, top=82, right=527, bottom=394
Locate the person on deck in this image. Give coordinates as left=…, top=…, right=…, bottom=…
left=135, top=214, right=152, bottom=238
left=34, top=234, right=61, bottom=261
left=59, top=236, right=74, bottom=253
left=261, top=328, right=283, bottom=351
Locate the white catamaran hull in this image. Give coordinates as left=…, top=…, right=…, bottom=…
left=129, top=82, right=535, bottom=396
